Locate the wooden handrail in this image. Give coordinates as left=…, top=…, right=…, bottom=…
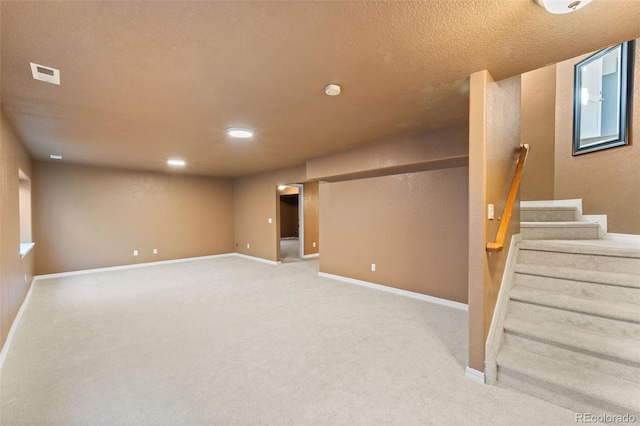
left=486, top=144, right=530, bottom=252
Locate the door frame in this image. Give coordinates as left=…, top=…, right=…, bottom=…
left=277, top=183, right=304, bottom=259
left=291, top=183, right=304, bottom=258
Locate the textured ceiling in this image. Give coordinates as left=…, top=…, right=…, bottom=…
left=1, top=1, right=639, bottom=177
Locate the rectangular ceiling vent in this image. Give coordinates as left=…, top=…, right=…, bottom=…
left=30, top=62, right=60, bottom=85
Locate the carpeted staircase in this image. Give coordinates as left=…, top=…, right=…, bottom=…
left=493, top=200, right=640, bottom=417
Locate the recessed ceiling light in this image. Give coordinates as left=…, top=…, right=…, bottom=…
left=325, top=84, right=341, bottom=96
left=167, top=159, right=186, bottom=167
left=30, top=62, right=60, bottom=85
left=226, top=127, right=254, bottom=138
left=49, top=154, right=63, bottom=160
left=534, top=0, right=592, bottom=14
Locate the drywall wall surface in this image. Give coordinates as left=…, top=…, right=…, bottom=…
left=306, top=124, right=469, bottom=181
left=234, top=166, right=306, bottom=262
left=279, top=195, right=299, bottom=238
left=554, top=40, right=640, bottom=234
left=468, top=71, right=522, bottom=372
left=520, top=64, right=556, bottom=201
left=0, top=107, right=34, bottom=348
left=33, top=162, right=234, bottom=274
left=468, top=70, right=492, bottom=373
left=279, top=186, right=299, bottom=196
left=484, top=74, right=523, bottom=339
left=319, top=166, right=469, bottom=302
left=303, top=181, right=319, bottom=256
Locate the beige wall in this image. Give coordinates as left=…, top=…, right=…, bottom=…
left=520, top=40, right=639, bottom=234
left=315, top=123, right=469, bottom=302
left=520, top=65, right=556, bottom=201
left=33, top=162, right=235, bottom=275
left=320, top=167, right=469, bottom=302
left=307, top=124, right=468, bottom=181
left=279, top=195, right=299, bottom=238
left=0, top=107, right=34, bottom=348
left=303, top=181, right=319, bottom=256
left=233, top=166, right=306, bottom=262
left=554, top=40, right=640, bottom=234
left=279, top=186, right=299, bottom=196
left=468, top=71, right=522, bottom=372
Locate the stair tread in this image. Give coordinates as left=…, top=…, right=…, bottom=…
left=521, top=206, right=578, bottom=211
left=510, top=287, right=640, bottom=323
left=521, top=221, right=599, bottom=228
left=509, top=300, right=640, bottom=340
left=521, top=199, right=582, bottom=210
left=519, top=240, right=640, bottom=259
left=514, top=264, right=640, bottom=289
left=498, top=345, right=640, bottom=413
left=504, top=314, right=640, bottom=364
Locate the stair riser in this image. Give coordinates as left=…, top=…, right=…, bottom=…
left=521, top=209, right=578, bottom=222
left=522, top=226, right=600, bottom=240
left=514, top=273, right=640, bottom=305
left=502, top=334, right=640, bottom=384
left=497, top=368, right=639, bottom=418
left=518, top=249, right=640, bottom=275
left=508, top=301, right=640, bottom=340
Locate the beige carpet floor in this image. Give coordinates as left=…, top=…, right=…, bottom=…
left=0, top=257, right=576, bottom=425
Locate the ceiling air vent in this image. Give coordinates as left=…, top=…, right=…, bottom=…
left=30, top=62, right=60, bottom=85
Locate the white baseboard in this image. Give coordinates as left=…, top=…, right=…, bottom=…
left=234, top=253, right=280, bottom=265
left=35, top=252, right=293, bottom=282
left=318, top=272, right=468, bottom=311
left=302, top=253, right=319, bottom=259
left=35, top=253, right=238, bottom=280
left=0, top=279, right=35, bottom=370
left=465, top=367, right=486, bottom=384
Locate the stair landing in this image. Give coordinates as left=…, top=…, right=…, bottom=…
left=521, top=199, right=607, bottom=239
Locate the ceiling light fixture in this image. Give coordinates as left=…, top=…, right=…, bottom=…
left=49, top=154, right=63, bottom=160
left=167, top=159, right=186, bottom=167
left=325, top=84, right=341, bottom=96
left=30, top=62, right=60, bottom=85
left=226, top=127, right=254, bottom=138
left=534, top=0, right=592, bottom=14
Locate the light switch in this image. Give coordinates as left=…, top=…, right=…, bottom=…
left=488, top=204, right=495, bottom=220
left=268, top=218, right=272, bottom=224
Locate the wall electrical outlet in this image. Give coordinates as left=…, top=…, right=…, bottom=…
left=488, top=204, right=495, bottom=220
left=268, top=218, right=272, bottom=224
left=313, top=242, right=316, bottom=248
left=371, top=263, right=376, bottom=272
left=247, top=243, right=250, bottom=249
left=153, top=249, right=158, bottom=254
left=133, top=250, right=139, bottom=256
